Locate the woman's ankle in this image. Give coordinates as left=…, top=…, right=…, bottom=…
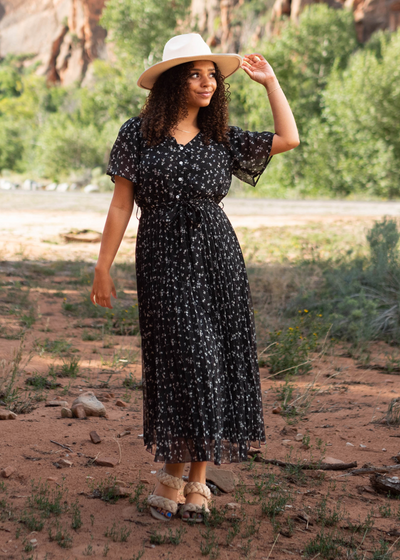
left=188, top=461, right=207, bottom=484
left=164, top=462, right=185, bottom=479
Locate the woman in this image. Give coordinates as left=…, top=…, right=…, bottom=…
left=91, top=33, right=299, bottom=523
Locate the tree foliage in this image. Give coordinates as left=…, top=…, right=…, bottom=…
left=0, top=2, right=399, bottom=198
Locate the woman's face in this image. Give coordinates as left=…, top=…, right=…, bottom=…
left=185, top=60, right=217, bottom=109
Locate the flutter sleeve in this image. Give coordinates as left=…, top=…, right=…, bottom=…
left=229, top=126, right=275, bottom=187
left=106, top=117, right=142, bottom=184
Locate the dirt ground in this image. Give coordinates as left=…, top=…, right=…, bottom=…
left=1, top=194, right=400, bottom=560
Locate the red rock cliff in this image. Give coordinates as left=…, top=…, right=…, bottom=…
left=0, top=0, right=107, bottom=84
left=1, top=0, right=399, bottom=85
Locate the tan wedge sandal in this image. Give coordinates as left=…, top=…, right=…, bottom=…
left=147, top=468, right=184, bottom=521
left=180, top=481, right=211, bottom=523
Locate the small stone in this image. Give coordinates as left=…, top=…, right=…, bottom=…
left=206, top=466, right=236, bottom=493
left=46, top=400, right=69, bottom=407
left=57, top=459, right=73, bottom=468
left=72, top=403, right=87, bottom=419
left=226, top=502, right=241, bottom=510
left=90, top=431, right=101, bottom=444
left=117, top=430, right=131, bottom=438
left=61, top=407, right=73, bottom=418
left=47, top=477, right=58, bottom=482
left=116, top=399, right=128, bottom=408
left=323, top=457, right=345, bottom=465
left=94, top=457, right=118, bottom=468
left=114, top=486, right=131, bottom=497
left=1, top=466, right=15, bottom=478
left=282, top=439, right=292, bottom=446
left=71, top=391, right=106, bottom=417
left=280, top=426, right=297, bottom=436
left=360, top=444, right=367, bottom=448
left=272, top=406, right=282, bottom=415
left=346, top=442, right=355, bottom=447
left=295, top=433, right=303, bottom=442
left=140, top=478, right=150, bottom=484
left=0, top=409, right=17, bottom=420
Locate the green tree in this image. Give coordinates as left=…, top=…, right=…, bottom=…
left=101, top=0, right=191, bottom=63
left=302, top=29, right=400, bottom=197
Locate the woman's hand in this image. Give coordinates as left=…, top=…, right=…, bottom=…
left=241, top=54, right=276, bottom=87
left=90, top=268, right=117, bottom=309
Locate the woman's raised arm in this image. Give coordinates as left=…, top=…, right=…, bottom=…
left=90, top=176, right=135, bottom=309
left=242, top=54, right=300, bottom=155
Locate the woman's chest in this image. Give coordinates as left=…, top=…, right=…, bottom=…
left=136, top=141, right=233, bottom=202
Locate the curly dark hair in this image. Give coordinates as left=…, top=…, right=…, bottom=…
left=139, top=62, right=230, bottom=147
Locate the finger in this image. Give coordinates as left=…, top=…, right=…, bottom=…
left=111, top=285, right=117, bottom=299
left=105, top=297, right=113, bottom=309
left=90, top=291, right=96, bottom=305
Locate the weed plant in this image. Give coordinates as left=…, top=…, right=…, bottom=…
left=371, top=539, right=395, bottom=560
left=27, top=480, right=68, bottom=517
left=261, top=310, right=326, bottom=377
left=385, top=399, right=400, bottom=425
left=71, top=500, right=82, bottom=530
left=199, top=526, right=219, bottom=558
left=89, top=476, right=120, bottom=503
left=34, top=338, right=76, bottom=356
left=315, top=495, right=342, bottom=527
left=62, top=291, right=140, bottom=335
left=149, top=526, right=186, bottom=545
left=104, top=521, right=131, bottom=542
left=128, top=482, right=147, bottom=511
left=304, top=529, right=342, bottom=559
left=48, top=520, right=73, bottom=548
left=58, top=357, right=80, bottom=378
left=289, top=218, right=400, bottom=345
left=25, top=373, right=58, bottom=390
left=20, top=510, right=45, bottom=531
left=204, top=504, right=226, bottom=528
left=123, top=371, right=143, bottom=390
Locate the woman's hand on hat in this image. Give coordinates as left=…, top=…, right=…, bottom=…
left=241, top=54, right=276, bottom=86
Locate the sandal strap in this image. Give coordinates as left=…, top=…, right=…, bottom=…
left=148, top=494, right=179, bottom=514
left=180, top=502, right=210, bottom=515
left=156, top=468, right=184, bottom=490
left=183, top=481, right=211, bottom=501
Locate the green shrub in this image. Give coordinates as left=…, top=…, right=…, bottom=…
left=289, top=217, right=400, bottom=344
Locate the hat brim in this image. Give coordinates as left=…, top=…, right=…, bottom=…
left=137, top=54, right=243, bottom=90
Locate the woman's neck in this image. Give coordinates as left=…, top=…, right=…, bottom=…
left=177, top=107, right=200, bottom=132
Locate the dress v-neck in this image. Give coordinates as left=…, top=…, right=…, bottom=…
left=170, top=131, right=201, bottom=147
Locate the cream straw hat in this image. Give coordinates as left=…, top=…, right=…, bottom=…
left=137, top=33, right=242, bottom=90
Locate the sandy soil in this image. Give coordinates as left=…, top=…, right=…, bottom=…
left=1, top=194, right=400, bottom=560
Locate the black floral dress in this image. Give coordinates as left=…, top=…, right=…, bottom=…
left=107, top=117, right=274, bottom=465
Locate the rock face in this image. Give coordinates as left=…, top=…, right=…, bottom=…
left=1, top=0, right=399, bottom=87
left=0, top=0, right=107, bottom=84
left=190, top=0, right=400, bottom=48
left=269, top=0, right=400, bottom=43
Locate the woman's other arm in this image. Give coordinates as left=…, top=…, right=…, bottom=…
left=90, top=176, right=134, bottom=308
left=242, top=54, right=300, bottom=155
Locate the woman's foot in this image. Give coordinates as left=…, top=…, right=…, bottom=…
left=152, top=480, right=179, bottom=518
left=148, top=465, right=185, bottom=520
left=181, top=490, right=208, bottom=521
left=181, top=462, right=210, bottom=523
